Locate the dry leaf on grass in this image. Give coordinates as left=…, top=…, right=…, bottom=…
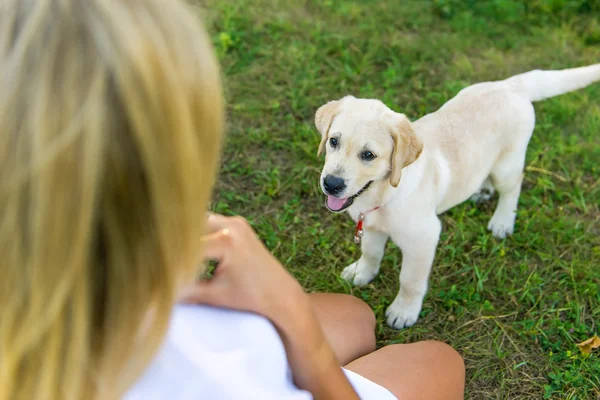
left=576, top=336, right=600, bottom=356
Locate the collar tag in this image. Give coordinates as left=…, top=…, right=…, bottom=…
left=354, top=213, right=365, bottom=244
left=353, top=206, right=381, bottom=245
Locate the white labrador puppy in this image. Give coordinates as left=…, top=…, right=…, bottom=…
left=316, top=64, right=600, bottom=329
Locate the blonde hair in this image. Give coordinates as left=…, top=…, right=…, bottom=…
left=0, top=0, right=223, bottom=399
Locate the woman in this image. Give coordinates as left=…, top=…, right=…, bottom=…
left=0, top=0, right=465, bottom=399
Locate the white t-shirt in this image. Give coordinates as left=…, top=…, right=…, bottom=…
left=125, top=304, right=396, bottom=400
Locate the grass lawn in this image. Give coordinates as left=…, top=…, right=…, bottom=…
left=200, top=1, right=600, bottom=398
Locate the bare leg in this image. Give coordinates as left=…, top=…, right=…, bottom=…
left=345, top=341, right=465, bottom=400
left=341, top=228, right=388, bottom=286
left=308, top=293, right=376, bottom=365
left=309, top=293, right=465, bottom=399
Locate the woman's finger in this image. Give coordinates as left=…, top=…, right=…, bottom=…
left=200, top=227, right=235, bottom=262
left=204, top=213, right=231, bottom=233
left=206, top=214, right=254, bottom=235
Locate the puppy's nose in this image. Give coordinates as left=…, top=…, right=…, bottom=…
left=323, top=175, right=346, bottom=195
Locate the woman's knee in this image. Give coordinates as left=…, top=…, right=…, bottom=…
left=421, top=340, right=464, bottom=372
left=309, top=293, right=376, bottom=356
left=309, top=293, right=376, bottom=331
left=407, top=341, right=465, bottom=396
left=338, top=295, right=376, bottom=356
left=345, top=294, right=376, bottom=331
left=362, top=341, right=465, bottom=399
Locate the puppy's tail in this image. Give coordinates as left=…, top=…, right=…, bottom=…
left=506, top=63, right=600, bottom=102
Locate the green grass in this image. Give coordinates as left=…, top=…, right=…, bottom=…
left=200, top=0, right=600, bottom=398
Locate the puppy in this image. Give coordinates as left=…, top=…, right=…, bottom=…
left=316, top=64, right=600, bottom=329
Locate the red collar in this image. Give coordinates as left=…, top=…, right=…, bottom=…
left=354, top=206, right=380, bottom=244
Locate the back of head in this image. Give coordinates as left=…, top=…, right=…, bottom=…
left=0, top=0, right=223, bottom=398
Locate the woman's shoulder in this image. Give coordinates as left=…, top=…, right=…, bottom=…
left=125, top=304, right=312, bottom=400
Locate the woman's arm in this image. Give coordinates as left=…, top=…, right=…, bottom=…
left=180, top=214, right=359, bottom=399
left=271, top=288, right=359, bottom=399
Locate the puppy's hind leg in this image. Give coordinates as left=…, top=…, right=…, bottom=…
left=470, top=177, right=495, bottom=203
left=342, top=228, right=388, bottom=286
left=488, top=100, right=535, bottom=239
left=488, top=153, right=526, bottom=239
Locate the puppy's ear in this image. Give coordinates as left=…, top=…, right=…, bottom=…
left=385, top=112, right=423, bottom=187
left=315, top=100, right=340, bottom=156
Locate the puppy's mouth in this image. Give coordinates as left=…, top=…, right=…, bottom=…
left=325, top=181, right=373, bottom=212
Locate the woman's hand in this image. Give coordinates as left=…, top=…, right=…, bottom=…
left=179, top=213, right=309, bottom=325
left=180, top=213, right=359, bottom=400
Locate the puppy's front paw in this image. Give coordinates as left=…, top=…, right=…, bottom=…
left=341, top=260, right=378, bottom=286
left=385, top=298, right=422, bottom=329
left=488, top=213, right=515, bottom=239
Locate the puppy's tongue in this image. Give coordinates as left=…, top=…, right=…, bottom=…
left=327, top=196, right=348, bottom=211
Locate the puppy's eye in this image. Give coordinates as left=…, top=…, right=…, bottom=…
left=329, top=137, right=338, bottom=147
left=361, top=151, right=376, bottom=161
